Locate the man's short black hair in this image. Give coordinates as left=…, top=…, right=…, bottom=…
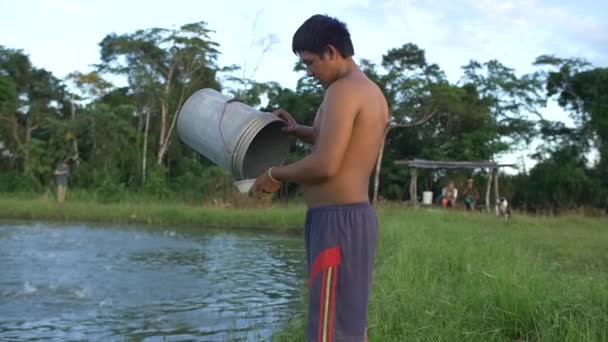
left=292, top=14, right=354, bottom=58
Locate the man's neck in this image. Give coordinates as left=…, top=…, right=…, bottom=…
left=335, top=58, right=359, bottom=80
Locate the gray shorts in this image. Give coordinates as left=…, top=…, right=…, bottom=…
left=305, top=202, right=378, bottom=342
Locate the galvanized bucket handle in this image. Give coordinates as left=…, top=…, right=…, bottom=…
left=218, top=98, right=241, bottom=156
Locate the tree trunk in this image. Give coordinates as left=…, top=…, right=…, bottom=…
left=485, top=171, right=492, bottom=213
left=25, top=117, right=30, bottom=159
left=409, top=169, right=418, bottom=206
left=156, top=106, right=178, bottom=165
left=142, top=110, right=151, bottom=184
left=157, top=100, right=167, bottom=164
left=493, top=168, right=499, bottom=215
left=24, top=116, right=32, bottom=176
left=157, top=86, right=185, bottom=166
left=157, top=66, right=174, bottom=165
left=70, top=100, right=80, bottom=165
left=372, top=126, right=390, bottom=205
left=371, top=108, right=437, bottom=206
left=6, top=115, right=23, bottom=162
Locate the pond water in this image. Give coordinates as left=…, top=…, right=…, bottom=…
left=0, top=222, right=306, bottom=341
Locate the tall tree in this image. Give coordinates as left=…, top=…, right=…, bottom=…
left=533, top=55, right=608, bottom=207
left=459, top=59, right=544, bottom=158
left=97, top=21, right=223, bottom=176
left=62, top=71, right=115, bottom=165
left=363, top=44, right=504, bottom=201
left=0, top=45, right=68, bottom=180
left=362, top=44, right=443, bottom=201
left=0, top=74, right=14, bottom=110
left=0, top=74, right=16, bottom=168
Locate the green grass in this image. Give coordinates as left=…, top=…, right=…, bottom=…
left=0, top=195, right=306, bottom=233
left=273, top=209, right=608, bottom=342
left=1, top=194, right=607, bottom=341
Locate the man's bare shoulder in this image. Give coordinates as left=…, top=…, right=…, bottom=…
left=325, top=76, right=358, bottom=97
left=325, top=72, right=379, bottom=101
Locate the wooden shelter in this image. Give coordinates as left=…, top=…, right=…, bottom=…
left=394, top=159, right=517, bottom=213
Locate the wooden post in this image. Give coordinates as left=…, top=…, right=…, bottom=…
left=493, top=168, right=500, bottom=215
left=410, top=168, right=418, bottom=206
left=485, top=170, right=492, bottom=214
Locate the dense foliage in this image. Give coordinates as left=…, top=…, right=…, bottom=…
left=1, top=21, right=606, bottom=213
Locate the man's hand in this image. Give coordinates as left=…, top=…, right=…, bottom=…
left=273, top=108, right=316, bottom=145
left=273, top=109, right=300, bottom=135
left=249, top=168, right=281, bottom=197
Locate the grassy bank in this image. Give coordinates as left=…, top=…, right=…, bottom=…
left=274, top=210, right=608, bottom=341
left=0, top=195, right=306, bottom=232
left=1, top=195, right=607, bottom=341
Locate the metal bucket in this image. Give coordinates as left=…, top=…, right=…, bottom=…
left=177, top=88, right=290, bottom=181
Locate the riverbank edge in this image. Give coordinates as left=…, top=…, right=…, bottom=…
left=0, top=197, right=309, bottom=233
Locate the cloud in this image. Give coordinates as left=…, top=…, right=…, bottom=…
left=333, top=0, right=371, bottom=8
left=461, top=0, right=608, bottom=64
left=356, top=0, right=608, bottom=83
left=44, top=0, right=81, bottom=16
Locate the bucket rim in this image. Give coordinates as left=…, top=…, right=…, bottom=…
left=231, top=113, right=289, bottom=180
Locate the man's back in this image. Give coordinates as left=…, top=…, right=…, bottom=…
left=303, top=70, right=388, bottom=207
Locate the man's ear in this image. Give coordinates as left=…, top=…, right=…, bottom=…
left=324, top=45, right=339, bottom=60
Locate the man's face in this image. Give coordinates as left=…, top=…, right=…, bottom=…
left=298, top=50, right=335, bottom=89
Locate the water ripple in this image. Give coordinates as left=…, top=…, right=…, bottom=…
left=0, top=223, right=306, bottom=341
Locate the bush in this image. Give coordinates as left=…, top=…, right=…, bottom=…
left=96, top=179, right=127, bottom=203
left=172, top=165, right=233, bottom=202
left=143, top=165, right=171, bottom=199
left=0, top=171, right=39, bottom=193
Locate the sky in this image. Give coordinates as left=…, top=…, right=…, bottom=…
left=1, top=0, right=607, bottom=171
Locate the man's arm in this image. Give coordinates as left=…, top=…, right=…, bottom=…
left=270, top=81, right=358, bottom=184
left=292, top=125, right=316, bottom=145
left=274, top=109, right=316, bottom=145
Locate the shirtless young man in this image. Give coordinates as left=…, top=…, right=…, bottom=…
left=250, top=14, right=389, bottom=342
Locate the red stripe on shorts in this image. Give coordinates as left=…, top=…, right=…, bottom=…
left=308, top=246, right=341, bottom=288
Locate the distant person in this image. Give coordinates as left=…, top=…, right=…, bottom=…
left=54, top=160, right=69, bottom=204
left=441, top=181, right=458, bottom=209
left=250, top=14, right=389, bottom=342
left=462, top=179, right=479, bottom=211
